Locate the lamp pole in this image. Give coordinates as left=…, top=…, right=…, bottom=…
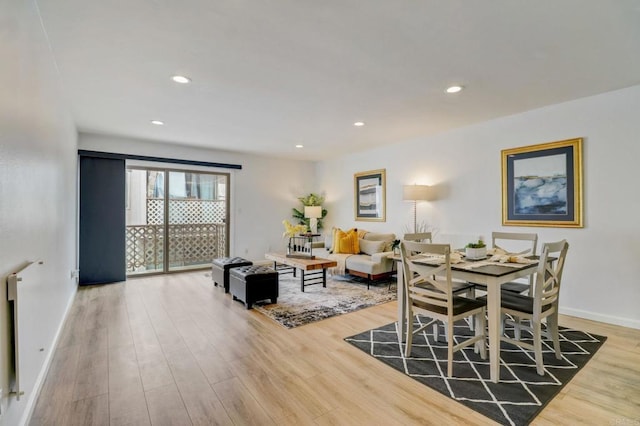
left=412, top=199, right=418, bottom=233
left=403, top=184, right=431, bottom=234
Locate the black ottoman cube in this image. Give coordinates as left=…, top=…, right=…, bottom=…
left=212, top=257, right=253, bottom=293
left=229, top=265, right=279, bottom=309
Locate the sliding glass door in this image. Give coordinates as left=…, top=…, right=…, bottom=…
left=167, top=170, right=228, bottom=271
left=126, top=167, right=229, bottom=275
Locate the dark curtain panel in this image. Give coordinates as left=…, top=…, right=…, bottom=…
left=79, top=156, right=126, bottom=285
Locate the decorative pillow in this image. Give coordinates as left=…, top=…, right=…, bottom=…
left=330, top=227, right=339, bottom=253
left=331, top=227, right=345, bottom=253
left=383, top=240, right=395, bottom=252
left=359, top=239, right=386, bottom=256
left=332, top=227, right=359, bottom=254
left=337, top=231, right=359, bottom=254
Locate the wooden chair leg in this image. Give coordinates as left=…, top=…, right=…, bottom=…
left=533, top=323, right=544, bottom=375
left=476, top=311, right=487, bottom=359
left=447, top=320, right=454, bottom=377
left=548, top=313, right=562, bottom=359
left=467, top=287, right=476, bottom=331
left=467, top=286, right=476, bottom=299
left=473, top=313, right=481, bottom=354
left=514, top=316, right=522, bottom=340
left=405, top=310, right=414, bottom=357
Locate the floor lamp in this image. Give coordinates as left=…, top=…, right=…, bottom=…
left=403, top=184, right=431, bottom=233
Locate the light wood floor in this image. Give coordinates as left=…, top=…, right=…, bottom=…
left=30, top=271, right=640, bottom=425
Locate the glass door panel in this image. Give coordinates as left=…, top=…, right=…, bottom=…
left=167, top=171, right=228, bottom=271
left=126, top=169, right=165, bottom=275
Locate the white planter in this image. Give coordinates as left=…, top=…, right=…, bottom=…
left=465, top=247, right=487, bottom=260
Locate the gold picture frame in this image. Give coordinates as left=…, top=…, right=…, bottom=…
left=502, top=138, right=583, bottom=228
left=354, top=169, right=386, bottom=222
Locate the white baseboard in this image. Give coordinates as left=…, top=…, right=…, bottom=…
left=560, top=307, right=640, bottom=330
left=20, top=284, right=78, bottom=426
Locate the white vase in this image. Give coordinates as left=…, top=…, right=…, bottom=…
left=465, top=247, right=487, bottom=260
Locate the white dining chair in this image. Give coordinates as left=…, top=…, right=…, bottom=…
left=404, top=232, right=477, bottom=332
left=474, top=231, right=538, bottom=295
left=495, top=239, right=569, bottom=375
left=400, top=241, right=486, bottom=377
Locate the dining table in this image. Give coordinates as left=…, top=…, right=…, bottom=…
left=394, top=252, right=540, bottom=383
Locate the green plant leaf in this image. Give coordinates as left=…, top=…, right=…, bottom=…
left=291, top=193, right=327, bottom=231
left=465, top=240, right=486, bottom=248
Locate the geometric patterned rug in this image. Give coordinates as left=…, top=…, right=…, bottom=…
left=345, top=317, right=606, bottom=426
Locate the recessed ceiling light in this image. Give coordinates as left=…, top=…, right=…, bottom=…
left=295, top=144, right=304, bottom=148
left=446, top=85, right=463, bottom=93
left=151, top=120, right=164, bottom=125
left=171, top=75, right=191, bottom=84
left=354, top=121, right=365, bottom=127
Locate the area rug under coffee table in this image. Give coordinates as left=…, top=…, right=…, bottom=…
left=253, top=273, right=396, bottom=328
left=345, top=318, right=606, bottom=426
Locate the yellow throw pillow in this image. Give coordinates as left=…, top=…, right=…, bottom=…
left=331, top=227, right=347, bottom=253
left=333, top=227, right=359, bottom=254
left=338, top=231, right=359, bottom=254
left=331, top=227, right=340, bottom=252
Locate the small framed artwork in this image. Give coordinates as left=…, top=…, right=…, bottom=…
left=502, top=138, right=583, bottom=228
left=354, top=169, right=386, bottom=221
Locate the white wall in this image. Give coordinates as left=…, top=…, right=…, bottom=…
left=0, top=1, right=79, bottom=424
left=317, top=85, right=640, bottom=329
left=79, top=133, right=317, bottom=262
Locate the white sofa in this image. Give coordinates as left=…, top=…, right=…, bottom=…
left=313, top=230, right=396, bottom=288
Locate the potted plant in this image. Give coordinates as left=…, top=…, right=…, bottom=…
left=465, top=239, right=487, bottom=260
left=292, top=193, right=328, bottom=232
left=391, top=239, right=401, bottom=255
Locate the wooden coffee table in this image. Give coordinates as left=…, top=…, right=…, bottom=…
left=265, top=252, right=337, bottom=292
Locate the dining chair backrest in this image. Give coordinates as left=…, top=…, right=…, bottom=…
left=400, top=241, right=453, bottom=313
left=403, top=233, right=433, bottom=257
left=403, top=232, right=432, bottom=243
left=532, top=239, right=569, bottom=317
left=488, top=231, right=539, bottom=295
left=492, top=231, right=538, bottom=255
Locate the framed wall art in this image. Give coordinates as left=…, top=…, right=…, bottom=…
left=502, top=138, right=583, bottom=228
left=354, top=169, right=386, bottom=221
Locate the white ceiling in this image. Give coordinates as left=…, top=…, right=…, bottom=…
left=37, top=0, right=640, bottom=161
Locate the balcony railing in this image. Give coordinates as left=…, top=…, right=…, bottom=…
left=126, top=223, right=226, bottom=274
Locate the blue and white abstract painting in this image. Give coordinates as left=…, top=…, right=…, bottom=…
left=358, top=177, right=382, bottom=215
left=513, top=154, right=567, bottom=215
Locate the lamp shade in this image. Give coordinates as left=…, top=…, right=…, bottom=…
left=402, top=185, right=431, bottom=201
left=304, top=205, right=322, bottom=218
